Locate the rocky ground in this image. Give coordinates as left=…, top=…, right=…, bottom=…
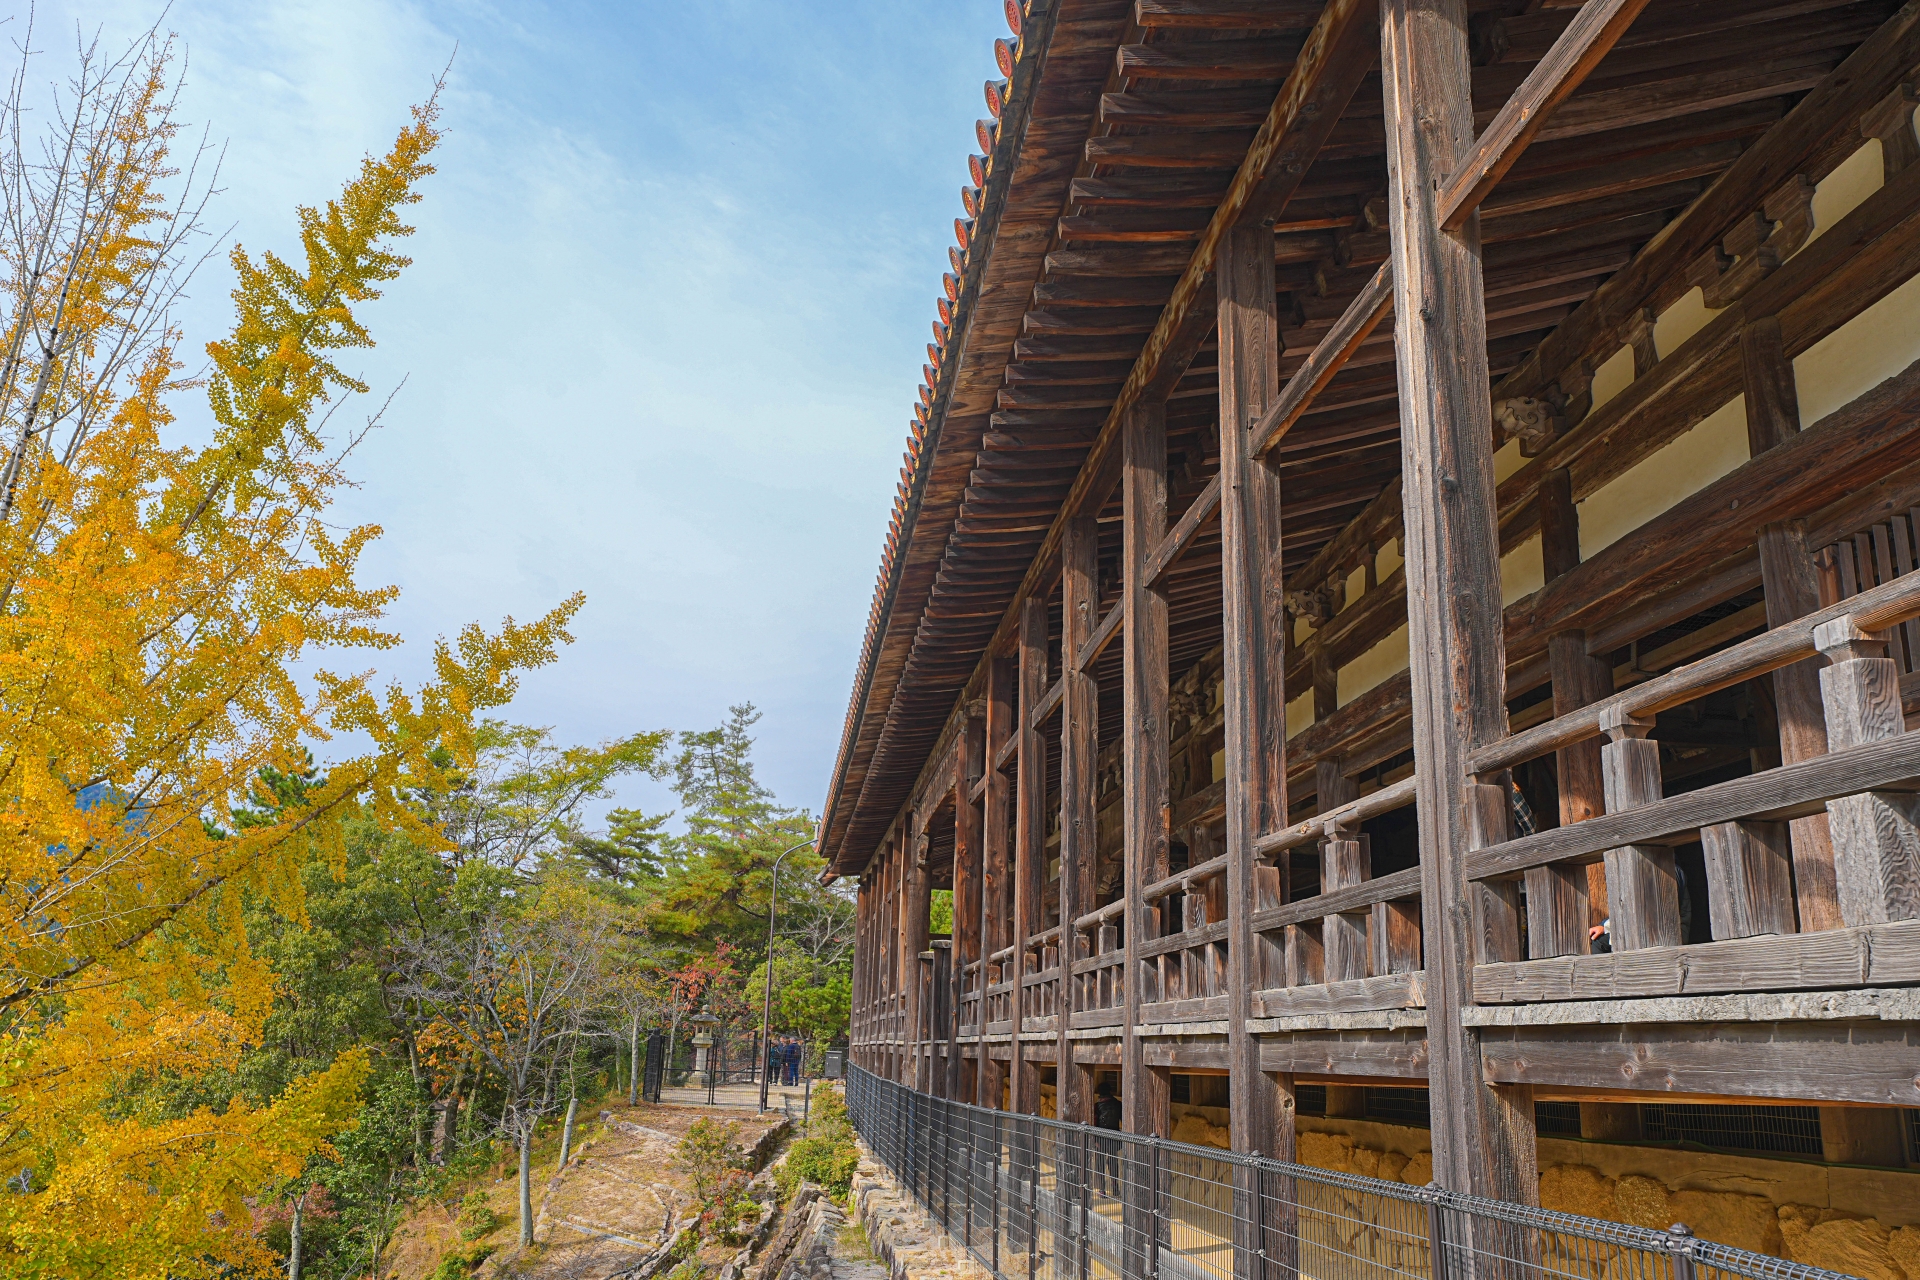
left=385, top=1099, right=787, bottom=1280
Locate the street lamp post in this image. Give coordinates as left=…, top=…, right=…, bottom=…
left=759, top=836, right=818, bottom=1113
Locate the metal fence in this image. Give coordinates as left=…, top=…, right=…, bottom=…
left=845, top=1065, right=1849, bottom=1280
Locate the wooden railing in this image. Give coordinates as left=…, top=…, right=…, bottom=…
left=868, top=528, right=1920, bottom=1060
left=1466, top=565, right=1920, bottom=993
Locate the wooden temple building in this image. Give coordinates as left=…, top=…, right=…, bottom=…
left=821, top=0, right=1920, bottom=1256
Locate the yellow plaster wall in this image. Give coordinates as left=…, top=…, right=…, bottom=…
left=1493, top=437, right=1527, bottom=483
left=1795, top=270, right=1920, bottom=425
left=1787, top=136, right=1920, bottom=425
left=1590, top=344, right=1634, bottom=411
left=1342, top=563, right=1366, bottom=610
left=1503, top=534, right=1543, bottom=606
left=1337, top=623, right=1409, bottom=707
left=1654, top=286, right=1722, bottom=356
left=1286, top=690, right=1314, bottom=739
left=1807, top=139, right=1882, bottom=248
left=1377, top=538, right=1402, bottom=580
left=1578, top=395, right=1748, bottom=560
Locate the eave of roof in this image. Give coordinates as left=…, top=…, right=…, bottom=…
left=818, top=0, right=1137, bottom=877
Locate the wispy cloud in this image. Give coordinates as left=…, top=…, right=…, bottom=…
left=33, top=0, right=1007, bottom=819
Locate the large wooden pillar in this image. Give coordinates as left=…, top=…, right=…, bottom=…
left=1744, top=318, right=1843, bottom=932
left=1058, top=514, right=1099, bottom=1124
left=1539, top=467, right=1607, bottom=955
left=982, top=655, right=1015, bottom=1108
left=1380, top=0, right=1535, bottom=1202
left=952, top=709, right=985, bottom=1098
left=1012, top=597, right=1049, bottom=1115
left=1217, top=222, right=1294, bottom=1176
left=854, top=875, right=870, bottom=1065
left=1121, top=402, right=1172, bottom=1141
left=903, top=812, right=931, bottom=1092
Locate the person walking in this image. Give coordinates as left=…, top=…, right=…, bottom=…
left=784, top=1037, right=802, bottom=1086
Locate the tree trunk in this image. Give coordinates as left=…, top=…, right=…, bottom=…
left=559, top=1095, right=578, bottom=1168
left=519, top=1121, right=535, bottom=1246
left=629, top=1012, right=641, bottom=1105
left=288, top=1189, right=303, bottom=1280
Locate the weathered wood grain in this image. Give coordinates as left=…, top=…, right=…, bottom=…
left=1122, top=401, right=1171, bottom=1139
left=1439, top=0, right=1656, bottom=230
left=1478, top=1021, right=1920, bottom=1104
left=1143, top=474, right=1221, bottom=586
left=1381, top=0, right=1522, bottom=1202
left=1217, top=223, right=1289, bottom=1168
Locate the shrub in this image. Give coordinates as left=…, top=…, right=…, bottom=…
left=457, top=1190, right=502, bottom=1241
left=775, top=1086, right=860, bottom=1201
left=776, top=1135, right=859, bottom=1201
left=678, top=1118, right=759, bottom=1243
left=430, top=1242, right=496, bottom=1279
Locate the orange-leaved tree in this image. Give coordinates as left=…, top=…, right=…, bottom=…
left=0, top=30, right=578, bottom=1277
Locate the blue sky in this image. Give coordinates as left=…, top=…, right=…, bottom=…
left=38, top=0, right=1006, bottom=823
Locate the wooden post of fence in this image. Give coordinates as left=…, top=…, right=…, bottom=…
left=1599, top=706, right=1684, bottom=949
left=1818, top=616, right=1920, bottom=924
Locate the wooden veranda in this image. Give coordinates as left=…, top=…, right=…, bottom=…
left=822, top=0, right=1920, bottom=1209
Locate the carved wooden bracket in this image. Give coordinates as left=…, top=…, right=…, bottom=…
left=1283, top=587, right=1336, bottom=628
left=1495, top=396, right=1556, bottom=456
left=1687, top=175, right=1816, bottom=309
left=1861, top=82, right=1919, bottom=182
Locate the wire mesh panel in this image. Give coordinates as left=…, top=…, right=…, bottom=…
left=844, top=1065, right=1857, bottom=1280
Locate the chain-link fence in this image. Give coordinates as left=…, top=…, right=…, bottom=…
left=845, top=1065, right=1851, bottom=1280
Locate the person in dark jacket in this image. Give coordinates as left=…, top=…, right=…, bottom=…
left=1092, top=1079, right=1123, bottom=1195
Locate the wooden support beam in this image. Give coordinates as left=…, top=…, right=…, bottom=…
left=1013, top=598, right=1048, bottom=1115
left=1540, top=468, right=1607, bottom=957
left=1438, top=0, right=1656, bottom=231
left=1380, top=0, right=1533, bottom=1205
left=982, top=656, right=1014, bottom=1100
left=1078, top=598, right=1127, bottom=671
left=1475, top=916, right=1920, bottom=1005
left=1143, top=474, right=1222, bottom=586
left=1217, top=224, right=1294, bottom=1178
left=1121, top=400, right=1172, bottom=1280
left=951, top=710, right=985, bottom=1097
left=1500, top=2, right=1920, bottom=402
left=1058, top=515, right=1099, bottom=1125
left=1254, top=263, right=1394, bottom=457
left=1479, top=1021, right=1920, bottom=1106
left=956, top=0, right=1378, bottom=758
left=1032, top=675, right=1067, bottom=728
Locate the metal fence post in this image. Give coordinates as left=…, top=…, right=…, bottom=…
left=1426, top=1183, right=1450, bottom=1280
left=1255, top=1158, right=1269, bottom=1280
left=1670, top=1224, right=1699, bottom=1280
left=963, top=1105, right=975, bottom=1254
left=1148, top=1139, right=1162, bottom=1280
left=991, top=1111, right=1003, bottom=1278
left=1026, top=1117, right=1040, bottom=1280
left=1078, top=1126, right=1091, bottom=1280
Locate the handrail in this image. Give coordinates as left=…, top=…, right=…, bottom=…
left=1144, top=852, right=1227, bottom=903
left=1253, top=774, right=1419, bottom=856
left=1468, top=573, right=1920, bottom=776
left=1073, top=898, right=1125, bottom=931
left=1466, top=729, right=1920, bottom=882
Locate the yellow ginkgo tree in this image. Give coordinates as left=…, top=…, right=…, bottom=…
left=0, top=28, right=579, bottom=1277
